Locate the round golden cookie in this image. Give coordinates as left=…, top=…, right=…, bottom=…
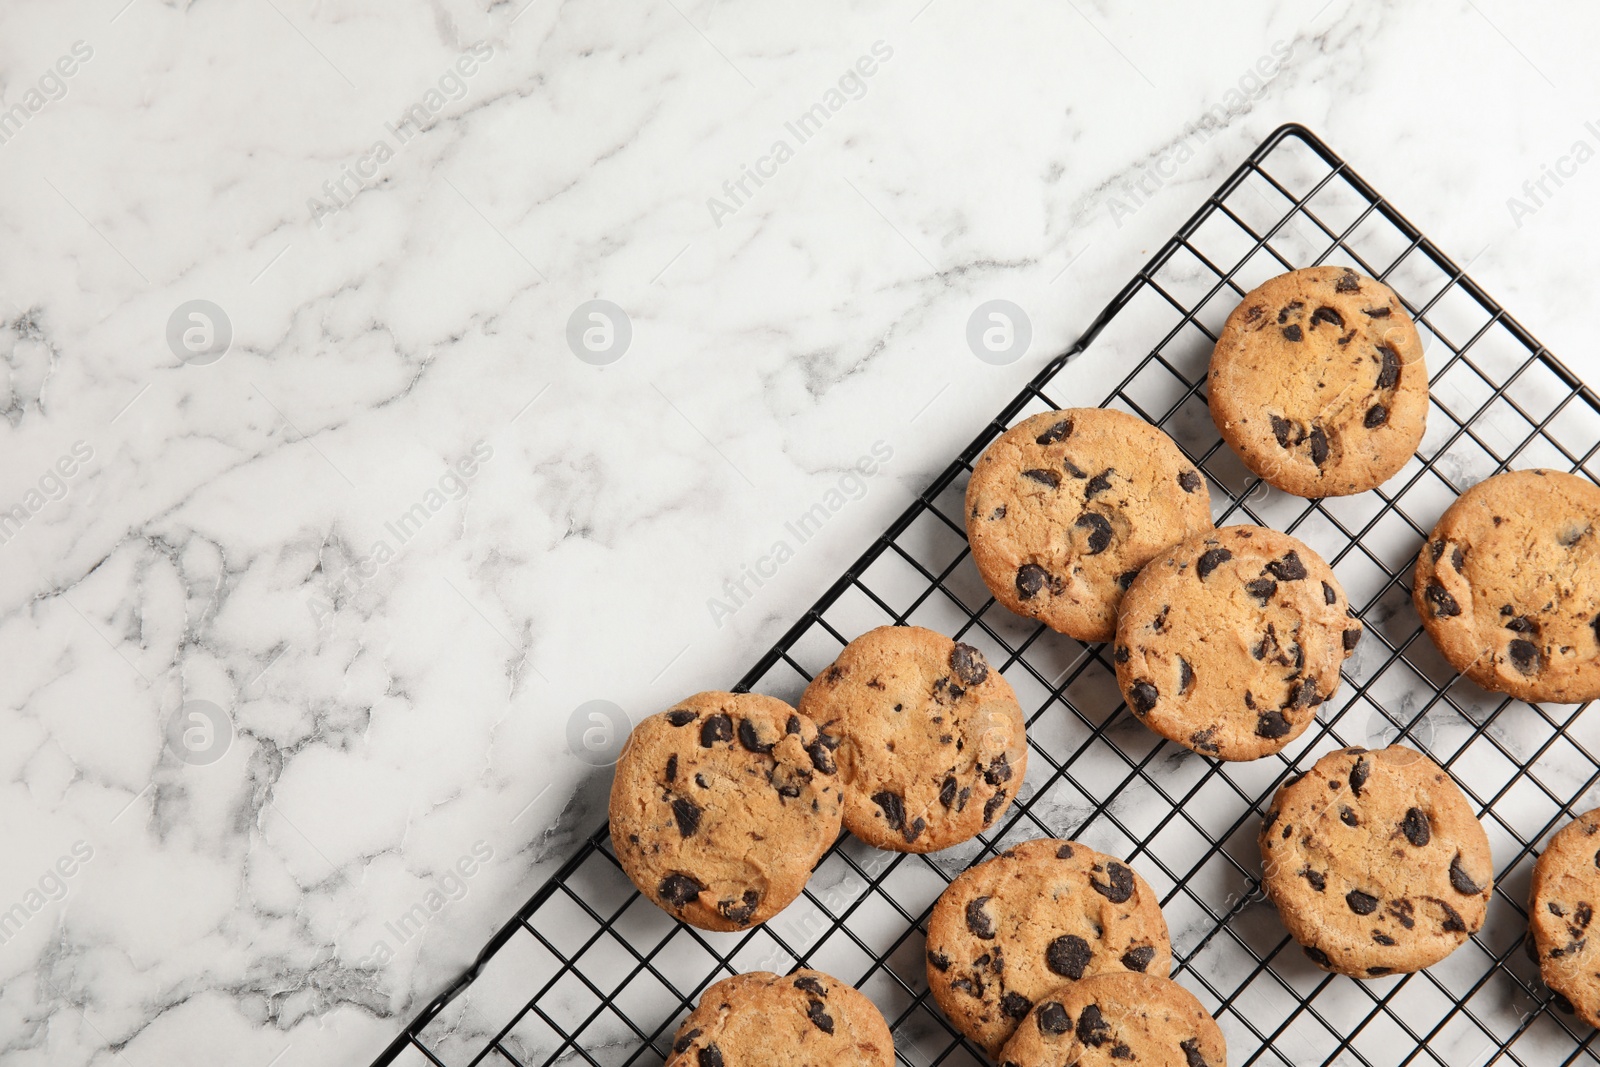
left=1114, top=525, right=1360, bottom=761
left=1413, top=469, right=1600, bottom=704
left=965, top=409, right=1214, bottom=642
left=1259, top=745, right=1494, bottom=977
left=798, top=626, right=1028, bottom=852
left=1209, top=266, right=1428, bottom=497
left=997, top=973, right=1227, bottom=1067
left=1529, top=808, right=1600, bottom=1027
left=665, top=969, right=894, bottom=1067
left=609, top=692, right=842, bottom=931
left=925, top=838, right=1172, bottom=1057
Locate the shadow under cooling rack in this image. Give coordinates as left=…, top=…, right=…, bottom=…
left=375, top=123, right=1600, bottom=1067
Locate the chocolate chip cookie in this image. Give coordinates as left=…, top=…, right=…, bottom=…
left=1209, top=266, right=1428, bottom=497
left=1115, top=525, right=1360, bottom=761
left=996, top=973, right=1226, bottom=1067
left=665, top=968, right=895, bottom=1067
left=1530, top=808, right=1600, bottom=1026
left=1413, top=468, right=1600, bottom=704
left=610, top=692, right=842, bottom=931
left=798, top=626, right=1028, bottom=852
left=965, top=409, right=1214, bottom=642
left=925, top=838, right=1172, bottom=1056
left=1259, top=745, right=1493, bottom=977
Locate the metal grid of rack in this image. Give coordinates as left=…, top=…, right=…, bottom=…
left=374, top=123, right=1600, bottom=1067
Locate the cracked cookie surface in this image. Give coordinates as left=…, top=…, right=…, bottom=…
left=665, top=969, right=894, bottom=1067
left=1413, top=468, right=1600, bottom=704
left=996, top=972, right=1226, bottom=1067
left=965, top=408, right=1214, bottom=642
left=1115, top=525, right=1359, bottom=761
left=926, top=838, right=1172, bottom=1056
left=1530, top=808, right=1600, bottom=1027
left=1260, top=745, right=1493, bottom=977
left=798, top=626, right=1028, bottom=852
left=610, top=691, right=842, bottom=931
left=1209, top=266, right=1428, bottom=497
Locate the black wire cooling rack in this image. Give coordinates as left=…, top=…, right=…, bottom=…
left=373, top=124, right=1600, bottom=1067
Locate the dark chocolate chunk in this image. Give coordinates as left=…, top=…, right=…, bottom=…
left=1335, top=270, right=1361, bottom=293
left=939, top=776, right=957, bottom=809
left=793, top=975, right=827, bottom=997
left=1424, top=580, right=1460, bottom=618
left=1046, top=934, right=1092, bottom=979
left=1179, top=469, right=1202, bottom=493
left=1271, top=414, right=1293, bottom=448
left=1120, top=944, right=1155, bottom=972
left=1402, top=807, right=1431, bottom=846
left=1347, top=889, right=1379, bottom=915
left=674, top=1029, right=702, bottom=1053
left=1037, top=1000, right=1071, bottom=1034
left=1305, top=945, right=1332, bottom=967
left=807, top=740, right=836, bottom=774
left=1373, top=931, right=1396, bottom=946
left=1509, top=639, right=1540, bottom=674
left=1376, top=345, right=1401, bottom=389
left=1311, top=306, right=1345, bottom=329
left=1505, top=615, right=1538, bottom=634
left=1343, top=628, right=1361, bottom=651
left=1363, top=305, right=1391, bottom=317
left=718, top=888, right=760, bottom=925
left=1022, top=468, right=1061, bottom=488
left=1016, top=563, right=1062, bottom=600
left=927, top=948, right=951, bottom=971
left=672, top=797, right=702, bottom=837
left=1117, top=568, right=1140, bottom=590
left=1288, top=677, right=1318, bottom=708
left=1076, top=512, right=1113, bottom=555
left=1364, top=404, right=1389, bottom=429
left=1182, top=1037, right=1210, bottom=1067
left=1196, top=547, right=1232, bottom=579
left=666, top=709, right=698, bottom=727
left=1282, top=324, right=1304, bottom=342
left=737, top=718, right=772, bottom=754
left=1000, top=991, right=1032, bottom=1019
left=1085, top=468, right=1115, bottom=498
left=1035, top=418, right=1073, bottom=445
left=950, top=643, right=989, bottom=687
left=1245, top=578, right=1277, bottom=605
left=1277, top=301, right=1304, bottom=323
left=873, top=791, right=906, bottom=832
left=1349, top=756, right=1371, bottom=797
left=966, top=896, right=995, bottom=939
left=1064, top=459, right=1088, bottom=479
left=1091, top=861, right=1135, bottom=903
left=984, top=754, right=1013, bottom=785
left=1256, top=710, right=1291, bottom=739
left=1178, top=656, right=1194, bottom=693
left=1114, top=644, right=1130, bottom=664
left=1057, top=843, right=1075, bottom=859
left=1266, top=551, right=1307, bottom=582
left=786, top=715, right=801, bottom=735
left=1435, top=897, right=1467, bottom=932
left=698, top=1045, right=723, bottom=1067
left=665, top=754, right=677, bottom=781
left=659, top=872, right=704, bottom=906
left=1449, top=854, right=1483, bottom=895
left=1339, top=805, right=1359, bottom=827
left=805, top=998, right=834, bottom=1034
left=1076, top=1003, right=1110, bottom=1045
left=1323, top=581, right=1337, bottom=605
left=983, top=790, right=1007, bottom=826
left=1309, top=425, right=1329, bottom=466
left=700, top=713, right=732, bottom=747
left=1128, top=680, right=1159, bottom=715
left=1300, top=866, right=1326, bottom=893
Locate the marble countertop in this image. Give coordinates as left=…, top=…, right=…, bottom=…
left=3, top=1, right=1599, bottom=1064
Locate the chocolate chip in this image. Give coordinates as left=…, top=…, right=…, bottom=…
left=1076, top=512, right=1113, bottom=554
left=1402, top=808, right=1431, bottom=846
left=1000, top=992, right=1032, bottom=1019
left=1509, top=639, right=1540, bottom=674
left=1339, top=805, right=1359, bottom=827
left=1016, top=563, right=1061, bottom=600
left=1349, top=756, right=1371, bottom=797
left=1056, top=843, right=1075, bottom=859
left=658, top=872, right=704, bottom=906
left=1256, top=710, right=1291, bottom=739
left=939, top=776, right=957, bottom=809
left=672, top=797, right=701, bottom=836
left=1064, top=459, right=1088, bottom=479
left=674, top=1028, right=702, bottom=1053
left=1179, top=469, right=1202, bottom=493
left=1091, top=861, right=1135, bottom=903
left=990, top=505, right=1006, bottom=519
left=1085, top=468, right=1115, bottom=498
left=1305, top=945, right=1332, bottom=967
left=1424, top=580, right=1460, bottom=618
left=1347, top=890, right=1379, bottom=915
left=1121, top=944, right=1155, bottom=972
left=807, top=740, right=836, bottom=774
left=927, top=948, right=950, bottom=971
left=1117, top=568, right=1140, bottom=590
left=1076, top=1002, right=1110, bottom=1045
left=1282, top=324, right=1303, bottom=342
left=1373, top=932, right=1396, bottom=946
left=1047, top=934, right=1092, bottom=979
left=805, top=998, right=834, bottom=1034
left=1504, top=614, right=1537, bottom=633
left=1271, top=414, right=1293, bottom=448
left=1449, top=854, right=1483, bottom=895
left=1435, top=897, right=1467, bottom=932
left=1594, top=614, right=1600, bottom=644
left=1266, top=551, right=1307, bottom=582
left=1343, top=628, right=1361, bottom=651
left=698, top=1045, right=723, bottom=1067
left=1037, top=1001, right=1071, bottom=1034
left=1196, top=547, right=1232, bottom=579
left=1335, top=270, right=1361, bottom=293
left=700, top=713, right=732, bottom=747
left=984, top=754, right=1013, bottom=785
left=950, top=643, right=989, bottom=687
left=1278, top=301, right=1303, bottom=324
left=1035, top=418, right=1073, bottom=445
left=666, top=709, right=697, bottom=727
left=1245, top=578, right=1277, bottom=604
left=1323, top=581, right=1337, bottom=605
left=1376, top=345, right=1401, bottom=389
left=1301, top=867, right=1326, bottom=895
left=1128, top=680, right=1158, bottom=715
left=737, top=718, right=772, bottom=753
left=983, top=790, right=1007, bottom=825
left=1364, top=404, right=1389, bottom=428
left=1309, top=425, right=1329, bottom=466
left=793, top=975, right=827, bottom=997
left=718, top=888, right=760, bottom=925
left=1114, top=644, right=1130, bottom=664
left=1363, top=305, right=1390, bottom=317
left=1181, top=1037, right=1211, bottom=1067
left=1289, top=677, right=1318, bottom=708
left=1311, top=306, right=1344, bottom=329
left=1178, top=657, right=1194, bottom=692
left=1022, top=468, right=1061, bottom=488
left=966, top=896, right=995, bottom=939
left=665, top=754, right=677, bottom=781
left=873, top=791, right=906, bottom=832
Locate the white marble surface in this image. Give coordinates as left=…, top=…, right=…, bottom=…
left=2, top=1, right=1599, bottom=1064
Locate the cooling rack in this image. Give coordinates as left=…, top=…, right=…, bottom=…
left=373, top=123, right=1600, bottom=1067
